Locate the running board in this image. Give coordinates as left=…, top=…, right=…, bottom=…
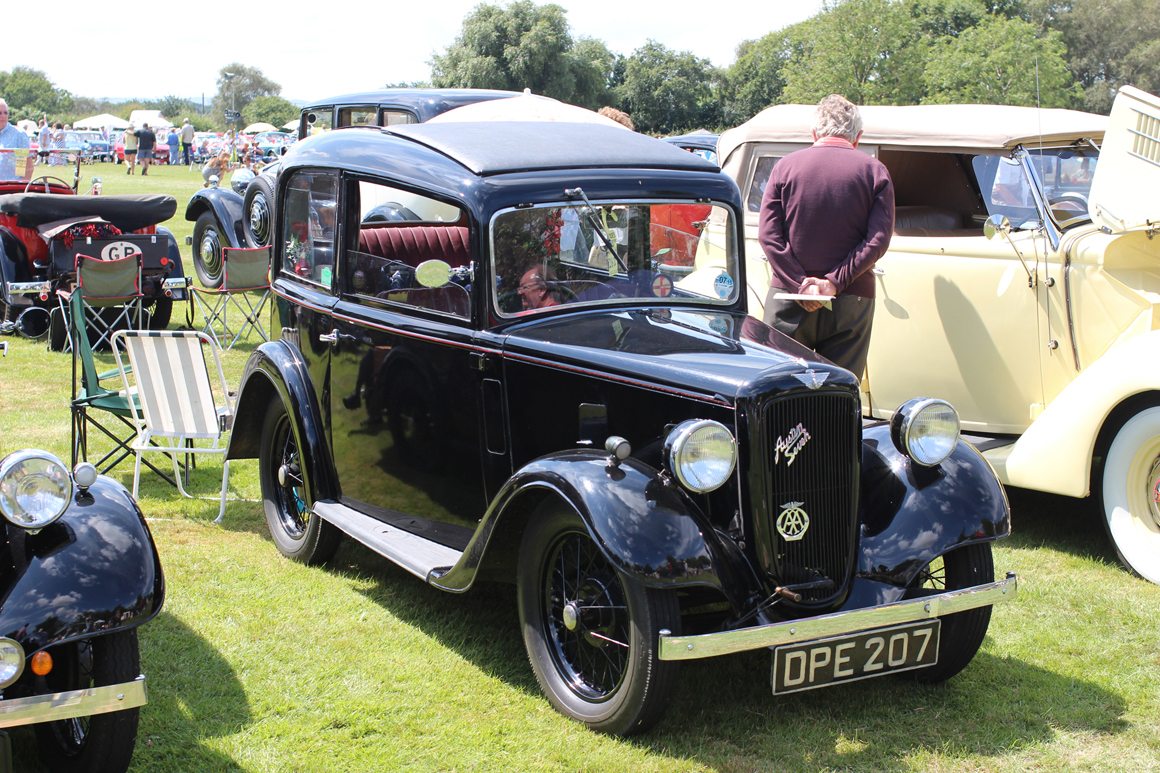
left=314, top=501, right=462, bottom=582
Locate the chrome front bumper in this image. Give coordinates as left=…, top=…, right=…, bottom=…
left=0, top=675, right=147, bottom=729
left=659, top=572, right=1018, bottom=661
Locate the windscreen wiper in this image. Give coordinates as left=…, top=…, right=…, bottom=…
left=564, top=187, right=628, bottom=272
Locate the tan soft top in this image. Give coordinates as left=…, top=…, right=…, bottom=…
left=718, top=103, right=1107, bottom=164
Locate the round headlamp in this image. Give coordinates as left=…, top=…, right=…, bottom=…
left=663, top=420, right=737, bottom=493
left=0, top=638, right=25, bottom=688
left=890, top=398, right=960, bottom=467
left=0, top=450, right=73, bottom=529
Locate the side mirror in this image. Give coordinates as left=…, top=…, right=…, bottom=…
left=983, top=214, right=1011, bottom=241
left=415, top=260, right=451, bottom=288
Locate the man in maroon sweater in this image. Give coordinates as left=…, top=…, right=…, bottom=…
left=758, top=94, right=894, bottom=377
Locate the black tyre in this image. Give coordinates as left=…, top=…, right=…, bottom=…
left=242, top=174, right=276, bottom=249
left=147, top=297, right=173, bottom=330
left=34, top=629, right=141, bottom=773
left=192, top=211, right=225, bottom=289
left=48, top=306, right=68, bottom=351
left=907, top=542, right=994, bottom=683
left=259, top=399, right=341, bottom=564
left=517, top=502, right=680, bottom=736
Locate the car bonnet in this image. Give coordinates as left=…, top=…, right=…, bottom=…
left=1087, top=85, right=1160, bottom=234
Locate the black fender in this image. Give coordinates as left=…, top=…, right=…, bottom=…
left=0, top=226, right=33, bottom=308
left=856, top=423, right=1011, bottom=587
left=184, top=187, right=245, bottom=250
left=430, top=451, right=757, bottom=614
left=226, top=339, right=339, bottom=504
left=0, top=476, right=165, bottom=655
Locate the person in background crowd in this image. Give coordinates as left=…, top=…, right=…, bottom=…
left=225, top=129, right=237, bottom=164
left=49, top=122, right=65, bottom=166
left=100, top=125, right=108, bottom=144
left=0, top=99, right=33, bottom=180
left=36, top=118, right=50, bottom=166
left=758, top=94, right=895, bottom=377
left=202, top=151, right=232, bottom=187
left=123, top=124, right=138, bottom=174
left=180, top=118, right=194, bottom=165
left=135, top=122, right=157, bottom=175
left=166, top=126, right=179, bottom=165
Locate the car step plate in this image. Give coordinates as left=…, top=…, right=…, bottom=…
left=772, top=619, right=940, bottom=694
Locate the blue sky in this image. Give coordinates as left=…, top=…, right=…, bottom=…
left=4, top=0, right=823, bottom=103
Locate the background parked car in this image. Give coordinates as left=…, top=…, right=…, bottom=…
left=713, top=85, right=1160, bottom=584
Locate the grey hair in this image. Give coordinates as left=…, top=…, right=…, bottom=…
left=813, top=94, right=862, bottom=143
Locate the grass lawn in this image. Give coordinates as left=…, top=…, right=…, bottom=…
left=1, top=162, right=1158, bottom=772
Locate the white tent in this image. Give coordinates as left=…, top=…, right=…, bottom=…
left=75, top=113, right=130, bottom=130
left=127, top=110, right=173, bottom=129
left=15, top=119, right=37, bottom=133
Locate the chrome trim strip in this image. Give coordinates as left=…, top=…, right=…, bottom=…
left=659, top=572, right=1017, bottom=660
left=7, top=281, right=51, bottom=295
left=0, top=675, right=147, bottom=729
left=314, top=501, right=463, bottom=581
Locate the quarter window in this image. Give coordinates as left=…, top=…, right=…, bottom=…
left=281, top=172, right=339, bottom=288
left=747, top=155, right=781, bottom=213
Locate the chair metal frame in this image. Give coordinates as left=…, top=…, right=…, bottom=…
left=56, top=251, right=146, bottom=352
left=111, top=329, right=236, bottom=522
left=192, top=245, right=271, bottom=351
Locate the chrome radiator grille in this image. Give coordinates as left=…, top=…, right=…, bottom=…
left=755, top=391, right=860, bottom=603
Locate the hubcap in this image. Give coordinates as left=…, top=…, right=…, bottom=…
left=1148, top=457, right=1160, bottom=529
left=249, top=193, right=270, bottom=245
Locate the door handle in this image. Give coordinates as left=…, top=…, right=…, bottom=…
left=319, top=329, right=355, bottom=345
left=872, top=267, right=885, bottom=276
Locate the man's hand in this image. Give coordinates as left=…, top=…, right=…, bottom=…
left=796, top=277, right=837, bottom=312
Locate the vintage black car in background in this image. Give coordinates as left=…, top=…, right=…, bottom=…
left=0, top=449, right=164, bottom=771
left=225, top=121, right=1018, bottom=735
left=183, top=88, right=517, bottom=289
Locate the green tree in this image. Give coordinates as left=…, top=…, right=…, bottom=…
left=430, top=1, right=615, bottom=108
left=923, top=14, right=1080, bottom=106
left=721, top=26, right=805, bottom=124
left=781, top=0, right=926, bottom=105
left=907, top=0, right=987, bottom=37
left=149, top=95, right=200, bottom=124
left=1028, top=0, right=1160, bottom=113
left=213, top=64, right=281, bottom=125
left=616, top=40, right=722, bottom=134
left=0, top=66, right=72, bottom=121
left=243, top=95, right=300, bottom=129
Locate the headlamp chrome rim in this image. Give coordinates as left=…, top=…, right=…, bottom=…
left=663, top=419, right=738, bottom=493
left=0, top=638, right=25, bottom=688
left=890, top=397, right=960, bottom=467
left=0, top=449, right=73, bottom=529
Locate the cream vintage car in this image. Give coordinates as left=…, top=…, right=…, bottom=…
left=706, top=86, right=1160, bottom=584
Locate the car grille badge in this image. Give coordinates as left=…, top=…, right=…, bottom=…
left=793, top=369, right=828, bottom=390
left=776, top=501, right=810, bottom=541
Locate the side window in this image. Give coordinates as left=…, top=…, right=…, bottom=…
left=347, top=180, right=470, bottom=319
left=747, top=155, right=781, bottom=213
left=303, top=108, right=332, bottom=136
left=381, top=111, right=416, bottom=126
left=281, top=172, right=339, bottom=288
left=338, top=106, right=377, bottom=127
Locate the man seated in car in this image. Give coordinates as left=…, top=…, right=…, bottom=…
left=518, top=266, right=560, bottom=311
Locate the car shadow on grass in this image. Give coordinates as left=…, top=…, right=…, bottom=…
left=8, top=611, right=251, bottom=772
left=321, top=538, right=1126, bottom=772
left=1003, top=485, right=1120, bottom=566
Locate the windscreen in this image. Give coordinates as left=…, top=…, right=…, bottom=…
left=491, top=200, right=738, bottom=317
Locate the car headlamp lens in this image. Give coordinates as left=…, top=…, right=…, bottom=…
left=891, top=398, right=960, bottom=467
left=0, top=638, right=25, bottom=688
left=664, top=420, right=737, bottom=493
left=0, top=450, right=72, bottom=529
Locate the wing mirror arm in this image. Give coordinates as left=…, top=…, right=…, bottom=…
left=984, top=214, right=1036, bottom=288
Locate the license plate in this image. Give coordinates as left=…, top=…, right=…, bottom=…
left=771, top=620, right=940, bottom=694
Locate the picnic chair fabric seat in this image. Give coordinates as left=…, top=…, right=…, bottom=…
left=56, top=251, right=145, bottom=352
left=112, top=329, right=236, bottom=522
left=67, top=291, right=176, bottom=486
left=192, top=246, right=271, bottom=350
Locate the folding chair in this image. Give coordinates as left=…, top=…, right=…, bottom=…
left=57, top=252, right=145, bottom=352
left=192, top=246, right=271, bottom=350
left=67, top=291, right=177, bottom=486
left=112, top=329, right=236, bottom=522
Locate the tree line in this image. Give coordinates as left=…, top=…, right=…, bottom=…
left=4, top=0, right=1156, bottom=136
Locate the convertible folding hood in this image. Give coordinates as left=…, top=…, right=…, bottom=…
left=1088, top=85, right=1160, bottom=234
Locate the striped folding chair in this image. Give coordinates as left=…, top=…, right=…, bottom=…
left=111, top=329, right=235, bottom=522
left=192, top=246, right=271, bottom=350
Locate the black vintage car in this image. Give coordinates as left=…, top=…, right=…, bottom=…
left=183, top=88, right=518, bottom=289
left=225, top=121, right=1018, bottom=735
left=0, top=449, right=164, bottom=771
left=0, top=170, right=188, bottom=345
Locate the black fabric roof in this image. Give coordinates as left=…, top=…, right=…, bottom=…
left=385, top=123, right=720, bottom=176
left=0, top=193, right=177, bottom=232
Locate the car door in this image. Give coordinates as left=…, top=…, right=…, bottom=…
left=326, top=176, right=487, bottom=550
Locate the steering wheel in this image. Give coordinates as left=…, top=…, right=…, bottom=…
left=1050, top=191, right=1089, bottom=211
left=24, top=176, right=72, bottom=194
